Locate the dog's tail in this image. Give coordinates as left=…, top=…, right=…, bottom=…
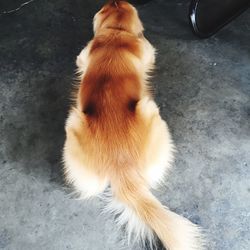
left=107, top=169, right=204, bottom=250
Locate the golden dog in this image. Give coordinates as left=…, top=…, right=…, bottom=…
left=63, top=1, right=204, bottom=249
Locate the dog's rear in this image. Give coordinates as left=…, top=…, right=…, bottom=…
left=63, top=1, right=204, bottom=249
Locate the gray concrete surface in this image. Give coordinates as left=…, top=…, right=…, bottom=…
left=0, top=0, right=249, bottom=249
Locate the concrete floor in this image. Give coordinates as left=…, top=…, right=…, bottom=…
left=0, top=0, right=249, bottom=249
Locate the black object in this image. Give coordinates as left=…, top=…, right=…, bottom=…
left=189, top=0, right=250, bottom=38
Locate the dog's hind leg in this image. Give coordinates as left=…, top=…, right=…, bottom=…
left=137, top=98, right=175, bottom=189
left=63, top=110, right=108, bottom=199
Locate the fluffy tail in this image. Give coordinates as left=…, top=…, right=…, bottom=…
left=107, top=169, right=204, bottom=250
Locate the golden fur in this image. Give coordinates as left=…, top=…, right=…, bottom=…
left=63, top=1, right=204, bottom=249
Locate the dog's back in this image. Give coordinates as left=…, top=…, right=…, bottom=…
left=75, top=28, right=150, bottom=173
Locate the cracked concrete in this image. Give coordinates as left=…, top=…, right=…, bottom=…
left=0, top=0, right=249, bottom=249
left=0, top=0, right=37, bottom=15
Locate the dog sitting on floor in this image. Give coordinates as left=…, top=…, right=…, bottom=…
left=63, top=1, right=204, bottom=249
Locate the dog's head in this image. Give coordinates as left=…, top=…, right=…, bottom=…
left=93, top=1, right=143, bottom=36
